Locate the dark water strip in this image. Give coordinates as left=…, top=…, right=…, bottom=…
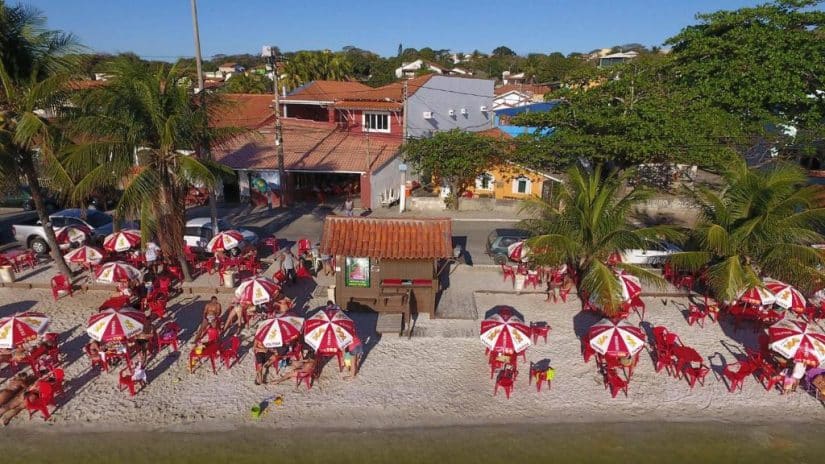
left=0, top=421, right=822, bottom=464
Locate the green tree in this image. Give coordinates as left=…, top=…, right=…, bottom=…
left=512, top=55, right=744, bottom=172
left=222, top=72, right=269, bottom=94
left=667, top=160, right=825, bottom=303
left=281, top=50, right=352, bottom=90
left=65, top=60, right=242, bottom=281
left=521, top=165, right=679, bottom=316
left=401, top=130, right=501, bottom=210
left=0, top=1, right=76, bottom=277
left=666, top=0, right=825, bottom=150
left=492, top=46, right=516, bottom=57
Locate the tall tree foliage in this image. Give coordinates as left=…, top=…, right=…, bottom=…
left=511, top=55, right=744, bottom=172
left=521, top=165, right=679, bottom=316
left=281, top=50, right=352, bottom=90
left=65, top=60, right=242, bottom=281
left=401, top=130, right=502, bottom=210
left=0, top=0, right=76, bottom=276
left=668, top=160, right=825, bottom=302
left=666, top=0, right=825, bottom=151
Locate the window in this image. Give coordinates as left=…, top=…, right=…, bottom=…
left=475, top=173, right=494, bottom=191
left=363, top=112, right=390, bottom=133
left=512, top=176, right=531, bottom=194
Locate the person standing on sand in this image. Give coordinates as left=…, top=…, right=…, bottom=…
left=280, top=250, right=297, bottom=284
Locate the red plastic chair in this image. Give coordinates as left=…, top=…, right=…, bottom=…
left=605, top=369, right=628, bottom=398
left=85, top=344, right=108, bottom=372
left=722, top=361, right=757, bottom=392
left=220, top=336, right=241, bottom=369
left=297, top=238, right=312, bottom=256
left=501, top=265, right=515, bottom=284
left=558, top=287, right=571, bottom=303
left=118, top=367, right=145, bottom=396
left=189, top=342, right=219, bottom=374
left=678, top=275, right=694, bottom=291
left=147, top=295, right=168, bottom=320
left=43, top=332, right=61, bottom=367
left=296, top=263, right=313, bottom=279
left=683, top=364, right=710, bottom=388
left=273, top=269, right=287, bottom=284
left=529, top=322, right=551, bottom=344
left=654, top=346, right=675, bottom=375
left=263, top=237, right=280, bottom=255
left=157, top=322, right=180, bottom=353
left=494, top=366, right=517, bottom=399
left=525, top=272, right=541, bottom=289
left=687, top=304, right=707, bottom=327
left=50, top=274, right=73, bottom=301
left=50, top=368, right=65, bottom=397
left=757, top=361, right=784, bottom=392
left=25, top=381, right=54, bottom=420
left=296, top=366, right=316, bottom=389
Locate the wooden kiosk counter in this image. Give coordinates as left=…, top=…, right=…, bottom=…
left=320, top=216, right=453, bottom=329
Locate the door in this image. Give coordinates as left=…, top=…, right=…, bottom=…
left=541, top=180, right=554, bottom=201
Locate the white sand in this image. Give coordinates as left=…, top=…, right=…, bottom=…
left=1, top=286, right=824, bottom=432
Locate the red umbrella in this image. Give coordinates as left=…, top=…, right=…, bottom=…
left=507, top=241, right=530, bottom=263
left=55, top=225, right=91, bottom=245
left=763, top=279, right=806, bottom=312
left=254, top=315, right=304, bottom=348
left=234, top=277, right=281, bottom=305
left=0, top=312, right=50, bottom=349
left=480, top=313, right=532, bottom=355
left=587, top=318, right=646, bottom=357
left=737, top=286, right=776, bottom=306
left=206, top=231, right=244, bottom=252
left=768, top=319, right=825, bottom=366
left=303, top=308, right=356, bottom=354
left=95, top=261, right=141, bottom=283
left=64, top=245, right=104, bottom=265
left=616, top=272, right=642, bottom=301
left=103, top=230, right=141, bottom=252
left=86, top=307, right=146, bottom=343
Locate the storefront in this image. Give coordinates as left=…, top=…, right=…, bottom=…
left=320, top=216, right=453, bottom=330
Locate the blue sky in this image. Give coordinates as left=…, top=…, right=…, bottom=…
left=28, top=0, right=769, bottom=59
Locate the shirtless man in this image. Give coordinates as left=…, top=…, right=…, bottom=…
left=224, top=302, right=251, bottom=335
left=272, top=356, right=317, bottom=384
left=193, top=296, right=222, bottom=342
left=0, top=373, right=34, bottom=408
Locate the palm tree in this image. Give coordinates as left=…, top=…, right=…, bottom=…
left=222, top=72, right=269, bottom=94
left=521, top=164, right=680, bottom=316
left=281, top=51, right=353, bottom=90
left=668, top=160, right=825, bottom=302
left=0, top=1, right=77, bottom=277
left=65, top=59, right=241, bottom=281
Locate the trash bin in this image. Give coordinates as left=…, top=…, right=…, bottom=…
left=221, top=270, right=236, bottom=288
left=327, top=285, right=336, bottom=304
left=0, top=265, right=15, bottom=283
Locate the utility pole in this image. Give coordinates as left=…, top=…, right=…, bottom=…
left=399, top=79, right=408, bottom=213
left=190, top=0, right=219, bottom=234
left=263, top=46, right=287, bottom=208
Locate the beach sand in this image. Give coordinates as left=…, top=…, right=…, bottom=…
left=1, top=283, right=823, bottom=433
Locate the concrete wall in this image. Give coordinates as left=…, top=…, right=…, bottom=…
left=406, top=75, right=494, bottom=138
left=408, top=196, right=524, bottom=213
left=371, top=155, right=403, bottom=209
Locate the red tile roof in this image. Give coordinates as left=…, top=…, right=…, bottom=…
left=494, top=84, right=551, bottom=96
left=211, top=94, right=275, bottom=129
left=321, top=217, right=453, bottom=259
left=285, top=75, right=434, bottom=104
left=212, top=118, right=402, bottom=173
left=478, top=128, right=513, bottom=139
left=284, top=80, right=372, bottom=102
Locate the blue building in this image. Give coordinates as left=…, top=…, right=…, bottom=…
left=493, top=102, right=558, bottom=137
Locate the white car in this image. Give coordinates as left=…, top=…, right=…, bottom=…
left=621, top=241, right=681, bottom=267
left=183, top=217, right=259, bottom=251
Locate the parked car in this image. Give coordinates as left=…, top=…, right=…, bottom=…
left=183, top=217, right=259, bottom=251
left=12, top=209, right=114, bottom=254
left=485, top=228, right=532, bottom=265
left=0, top=186, right=61, bottom=211
left=621, top=240, right=682, bottom=267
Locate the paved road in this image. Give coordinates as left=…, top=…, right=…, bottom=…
left=0, top=203, right=521, bottom=264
